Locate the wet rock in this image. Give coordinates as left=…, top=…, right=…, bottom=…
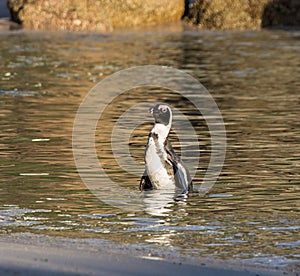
left=0, top=18, right=22, bottom=31
left=186, top=0, right=270, bottom=30
left=7, top=0, right=111, bottom=32
left=262, top=0, right=300, bottom=28
left=7, top=0, right=184, bottom=32
left=186, top=0, right=300, bottom=30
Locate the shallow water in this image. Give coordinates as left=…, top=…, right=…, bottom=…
left=0, top=25, right=299, bottom=267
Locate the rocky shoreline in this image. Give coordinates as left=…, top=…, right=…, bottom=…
left=1, top=0, right=298, bottom=32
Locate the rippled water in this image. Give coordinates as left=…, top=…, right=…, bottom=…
left=0, top=25, right=299, bottom=268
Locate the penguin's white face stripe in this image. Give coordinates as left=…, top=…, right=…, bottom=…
left=158, top=105, right=169, bottom=113
left=150, top=104, right=172, bottom=126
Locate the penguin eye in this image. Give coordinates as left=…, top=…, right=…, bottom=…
left=161, top=107, right=167, bottom=113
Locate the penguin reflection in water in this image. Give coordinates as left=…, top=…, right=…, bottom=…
left=140, top=104, right=193, bottom=195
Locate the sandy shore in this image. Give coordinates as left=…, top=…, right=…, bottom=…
left=0, top=234, right=292, bottom=276
left=0, top=241, right=277, bottom=276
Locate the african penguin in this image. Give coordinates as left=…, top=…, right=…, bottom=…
left=139, top=104, right=193, bottom=194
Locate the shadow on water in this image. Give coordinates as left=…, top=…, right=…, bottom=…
left=0, top=26, right=299, bottom=267
left=0, top=0, right=9, bottom=18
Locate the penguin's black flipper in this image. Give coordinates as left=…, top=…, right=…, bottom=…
left=186, top=166, right=193, bottom=192
left=182, top=162, right=193, bottom=192
left=165, top=139, right=193, bottom=193
left=139, top=170, right=153, bottom=191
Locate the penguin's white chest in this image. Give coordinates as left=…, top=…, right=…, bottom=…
left=145, top=137, right=174, bottom=189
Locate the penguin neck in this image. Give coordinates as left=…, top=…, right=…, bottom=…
left=151, top=123, right=171, bottom=143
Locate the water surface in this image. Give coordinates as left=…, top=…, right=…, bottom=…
left=0, top=26, right=299, bottom=268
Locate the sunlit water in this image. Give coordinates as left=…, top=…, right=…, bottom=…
left=0, top=25, right=299, bottom=268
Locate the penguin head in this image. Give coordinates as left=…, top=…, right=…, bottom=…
left=149, top=104, right=172, bottom=126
